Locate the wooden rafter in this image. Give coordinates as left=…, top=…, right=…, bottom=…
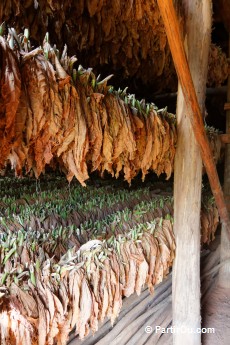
left=220, top=134, right=230, bottom=144
left=157, top=0, right=230, bottom=238
left=224, top=103, right=230, bottom=111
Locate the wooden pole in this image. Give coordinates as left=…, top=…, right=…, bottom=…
left=220, top=134, right=230, bottom=144
left=156, top=1, right=211, bottom=344
left=152, top=86, right=228, bottom=102
left=157, top=0, right=230, bottom=238
left=219, top=34, right=230, bottom=288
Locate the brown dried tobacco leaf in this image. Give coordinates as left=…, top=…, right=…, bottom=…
left=109, top=253, right=122, bottom=325
left=118, top=98, right=136, bottom=161
left=155, top=232, right=171, bottom=275
left=201, top=206, right=219, bottom=245
left=200, top=210, right=210, bottom=244
left=98, top=268, right=109, bottom=322
left=19, top=50, right=60, bottom=176
left=47, top=312, right=59, bottom=344
left=88, top=261, right=101, bottom=305
left=76, top=82, right=93, bottom=157
left=46, top=290, right=60, bottom=344
left=116, top=251, right=126, bottom=288
left=155, top=116, right=170, bottom=177
left=105, top=94, right=121, bottom=141
left=122, top=242, right=137, bottom=297
left=68, top=270, right=81, bottom=330
left=135, top=114, right=148, bottom=179
left=141, top=114, right=153, bottom=177
left=104, top=94, right=135, bottom=179
left=153, top=248, right=164, bottom=286
left=162, top=219, right=176, bottom=260
left=20, top=245, right=31, bottom=265
left=112, top=101, right=127, bottom=162
left=212, top=206, right=219, bottom=238
left=89, top=289, right=99, bottom=334
left=59, top=280, right=69, bottom=315
left=0, top=37, right=21, bottom=168
left=151, top=113, right=163, bottom=173
left=141, top=232, right=158, bottom=293
left=8, top=83, right=28, bottom=175
left=0, top=311, right=11, bottom=343
left=77, top=277, right=92, bottom=339
left=54, top=57, right=89, bottom=185
left=55, top=77, right=74, bottom=157
left=70, top=86, right=89, bottom=184
left=9, top=307, right=35, bottom=345
left=53, top=292, right=65, bottom=325
left=10, top=283, right=38, bottom=319
left=57, top=317, right=72, bottom=345
left=103, top=258, right=113, bottom=319
left=125, top=108, right=138, bottom=181
left=88, top=93, right=104, bottom=171
left=32, top=291, right=48, bottom=345
left=86, top=0, right=102, bottom=17
left=100, top=102, right=113, bottom=175
left=131, top=243, right=148, bottom=296
left=33, top=55, right=59, bottom=176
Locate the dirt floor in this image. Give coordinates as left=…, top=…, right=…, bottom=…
left=202, top=283, right=230, bottom=345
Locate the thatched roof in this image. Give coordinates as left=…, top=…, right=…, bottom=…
left=0, top=0, right=229, bottom=94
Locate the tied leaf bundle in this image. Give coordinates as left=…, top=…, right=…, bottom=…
left=0, top=28, right=177, bottom=185
left=0, top=28, right=222, bottom=186
left=0, top=2, right=229, bottom=93
left=0, top=177, right=219, bottom=344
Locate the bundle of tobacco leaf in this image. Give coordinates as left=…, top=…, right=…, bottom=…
left=0, top=177, right=219, bottom=344
left=0, top=29, right=222, bottom=187
left=0, top=0, right=177, bottom=92
left=208, top=44, right=230, bottom=87
left=206, top=126, right=222, bottom=166
left=0, top=35, right=21, bottom=168
left=0, top=28, right=177, bottom=186
left=0, top=2, right=229, bottom=93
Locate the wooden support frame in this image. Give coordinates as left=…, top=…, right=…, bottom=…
left=224, top=103, right=230, bottom=111
left=156, top=1, right=211, bottom=345
left=152, top=86, right=228, bottom=102
left=157, top=0, right=230, bottom=238
left=220, top=134, right=230, bottom=144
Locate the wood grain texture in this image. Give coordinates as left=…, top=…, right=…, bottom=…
left=220, top=134, right=230, bottom=144
left=157, top=0, right=230, bottom=236
left=224, top=103, right=230, bottom=111
left=157, top=0, right=212, bottom=344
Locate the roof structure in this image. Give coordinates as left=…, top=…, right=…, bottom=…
left=0, top=0, right=229, bottom=95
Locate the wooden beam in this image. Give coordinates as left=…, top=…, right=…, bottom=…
left=152, top=86, right=227, bottom=101
left=220, top=134, right=230, bottom=144
left=156, top=1, right=209, bottom=345
left=157, top=0, right=230, bottom=238
left=224, top=103, right=230, bottom=111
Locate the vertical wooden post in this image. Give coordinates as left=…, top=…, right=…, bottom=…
left=157, top=0, right=230, bottom=232
left=172, top=1, right=211, bottom=344
left=219, top=35, right=230, bottom=288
